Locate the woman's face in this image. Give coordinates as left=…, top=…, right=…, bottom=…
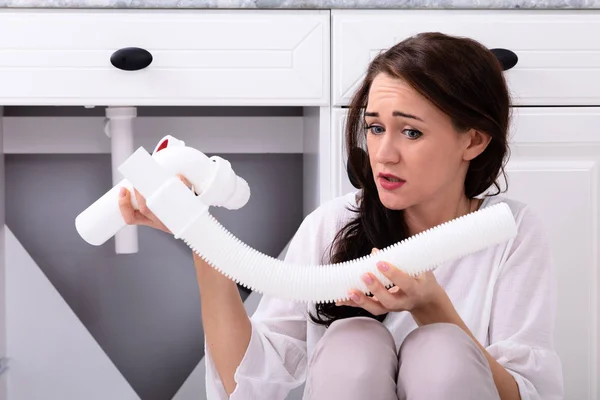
left=365, top=73, right=489, bottom=211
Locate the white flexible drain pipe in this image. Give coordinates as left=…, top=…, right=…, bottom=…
left=75, top=136, right=517, bottom=303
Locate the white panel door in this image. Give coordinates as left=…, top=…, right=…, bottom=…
left=332, top=10, right=600, bottom=107
left=330, top=106, right=599, bottom=399
left=0, top=10, right=329, bottom=106
left=502, top=107, right=599, bottom=400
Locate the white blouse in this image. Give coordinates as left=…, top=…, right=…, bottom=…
left=204, top=192, right=564, bottom=400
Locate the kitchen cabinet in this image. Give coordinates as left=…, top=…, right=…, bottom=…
left=1, top=7, right=598, bottom=400
left=330, top=10, right=600, bottom=399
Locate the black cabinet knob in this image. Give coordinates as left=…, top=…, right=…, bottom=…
left=110, top=47, right=153, bottom=71
left=490, top=48, right=518, bottom=71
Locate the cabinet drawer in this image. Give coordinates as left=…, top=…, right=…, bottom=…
left=0, top=10, right=329, bottom=106
left=333, top=10, right=600, bottom=106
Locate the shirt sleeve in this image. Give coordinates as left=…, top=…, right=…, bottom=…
left=204, top=215, right=319, bottom=400
left=485, top=205, right=564, bottom=400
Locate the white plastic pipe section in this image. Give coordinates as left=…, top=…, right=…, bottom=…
left=104, top=107, right=138, bottom=254
left=75, top=135, right=251, bottom=251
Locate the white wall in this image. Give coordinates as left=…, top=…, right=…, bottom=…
left=5, top=227, right=139, bottom=400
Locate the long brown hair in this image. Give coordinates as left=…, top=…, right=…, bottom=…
left=310, top=32, right=511, bottom=327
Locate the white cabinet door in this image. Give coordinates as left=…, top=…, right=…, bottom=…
left=330, top=106, right=599, bottom=400
left=503, top=107, right=599, bottom=400
left=0, top=10, right=329, bottom=106
left=332, top=10, right=600, bottom=107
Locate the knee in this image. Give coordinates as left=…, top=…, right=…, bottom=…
left=399, top=323, right=487, bottom=387
left=322, top=317, right=396, bottom=352
left=310, top=317, right=396, bottom=367
left=308, top=317, right=398, bottom=386
left=402, top=322, right=472, bottom=354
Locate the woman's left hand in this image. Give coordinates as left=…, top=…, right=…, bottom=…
left=336, top=248, right=459, bottom=326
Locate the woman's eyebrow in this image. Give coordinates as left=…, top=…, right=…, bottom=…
left=364, top=110, right=424, bottom=122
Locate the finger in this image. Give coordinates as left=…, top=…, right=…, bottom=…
left=176, top=174, right=202, bottom=197
left=118, top=188, right=153, bottom=226
left=176, top=174, right=193, bottom=189
left=335, top=293, right=382, bottom=306
left=362, top=272, right=401, bottom=310
left=335, top=290, right=362, bottom=306
left=376, top=261, right=416, bottom=295
left=347, top=290, right=388, bottom=315
left=134, top=188, right=174, bottom=233
left=416, top=270, right=437, bottom=283
left=370, top=247, right=393, bottom=292
left=335, top=299, right=356, bottom=307
left=134, top=188, right=155, bottom=220
left=118, top=187, right=136, bottom=224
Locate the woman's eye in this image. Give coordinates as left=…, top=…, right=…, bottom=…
left=366, top=125, right=385, bottom=135
left=403, top=129, right=422, bottom=140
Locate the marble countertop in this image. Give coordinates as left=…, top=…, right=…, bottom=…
left=0, top=0, right=598, bottom=9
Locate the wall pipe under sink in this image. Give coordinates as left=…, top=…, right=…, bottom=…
left=104, top=107, right=138, bottom=254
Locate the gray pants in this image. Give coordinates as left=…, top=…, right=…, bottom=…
left=304, top=317, right=501, bottom=400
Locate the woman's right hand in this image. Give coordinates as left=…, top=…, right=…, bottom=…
left=118, top=175, right=192, bottom=235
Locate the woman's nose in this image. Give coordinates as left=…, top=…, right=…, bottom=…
left=374, top=135, right=401, bottom=164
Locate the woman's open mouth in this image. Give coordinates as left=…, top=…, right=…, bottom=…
left=378, top=173, right=406, bottom=190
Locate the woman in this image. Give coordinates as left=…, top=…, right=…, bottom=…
left=119, top=32, right=564, bottom=400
